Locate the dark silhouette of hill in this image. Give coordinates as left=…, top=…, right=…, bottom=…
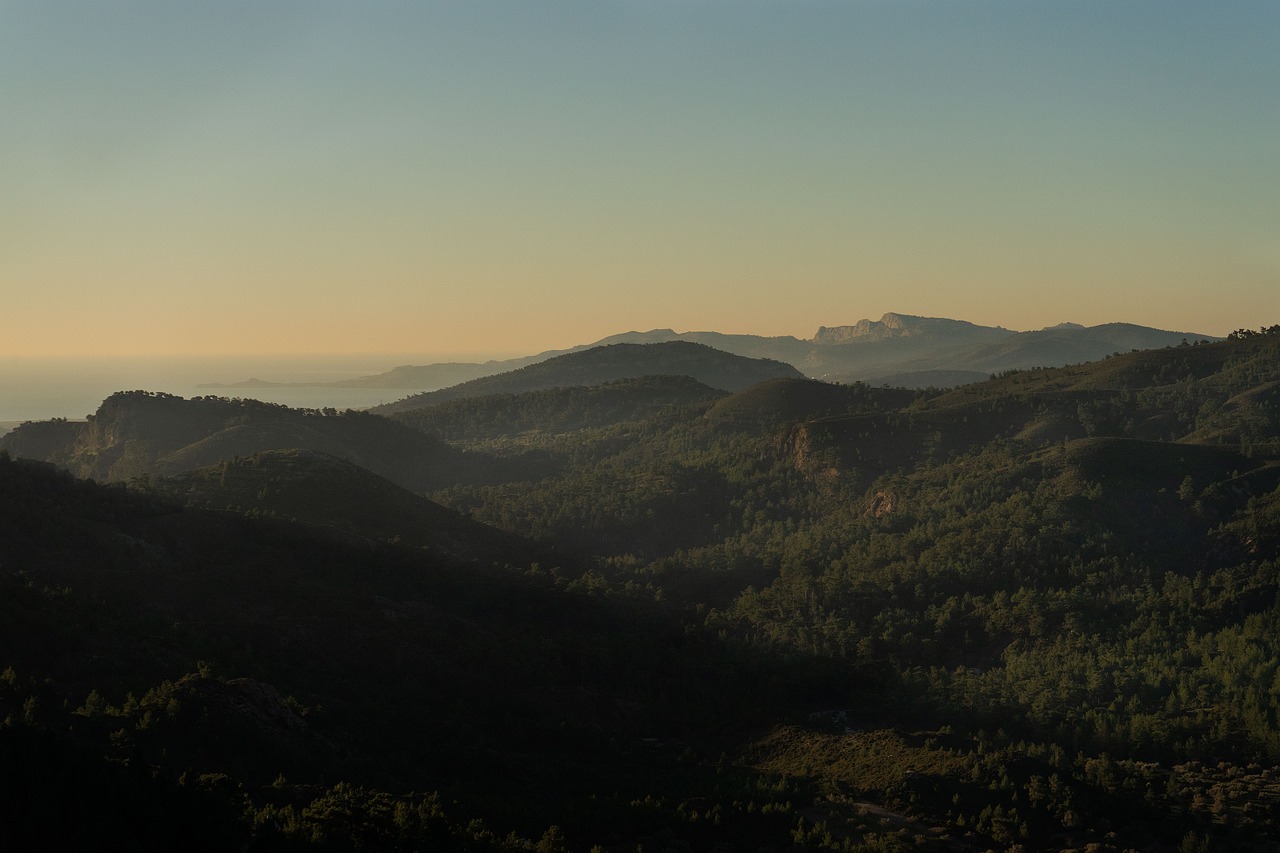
left=0, top=417, right=81, bottom=460
left=154, top=449, right=545, bottom=564
left=331, top=329, right=813, bottom=390
left=0, top=391, right=494, bottom=489
left=704, top=377, right=917, bottom=429
left=0, top=450, right=848, bottom=849
left=370, top=341, right=803, bottom=413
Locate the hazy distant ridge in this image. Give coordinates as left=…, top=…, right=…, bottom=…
left=370, top=340, right=803, bottom=413
left=334, top=313, right=1217, bottom=392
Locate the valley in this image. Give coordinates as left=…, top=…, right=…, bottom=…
left=2, top=328, right=1278, bottom=851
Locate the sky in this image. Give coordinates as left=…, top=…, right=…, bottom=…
left=2, top=0, right=1277, bottom=359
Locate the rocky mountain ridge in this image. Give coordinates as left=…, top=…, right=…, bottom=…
left=332, top=313, right=1216, bottom=391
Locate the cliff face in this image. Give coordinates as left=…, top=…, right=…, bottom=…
left=813, top=314, right=909, bottom=344
left=812, top=312, right=1011, bottom=346
left=0, top=392, right=218, bottom=481
left=775, top=423, right=841, bottom=485
left=65, top=392, right=254, bottom=481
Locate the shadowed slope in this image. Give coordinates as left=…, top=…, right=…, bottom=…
left=0, top=392, right=497, bottom=490
left=370, top=341, right=803, bottom=413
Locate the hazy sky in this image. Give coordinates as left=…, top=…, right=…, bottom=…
left=3, top=0, right=1277, bottom=358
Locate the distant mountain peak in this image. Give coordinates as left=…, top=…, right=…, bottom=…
left=813, top=317, right=897, bottom=344
left=812, top=312, right=1002, bottom=345
left=328, top=314, right=1218, bottom=395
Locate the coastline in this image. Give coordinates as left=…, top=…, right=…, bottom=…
left=0, top=354, right=462, bottom=424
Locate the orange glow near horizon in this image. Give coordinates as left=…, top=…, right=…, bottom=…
left=3, top=2, right=1276, bottom=360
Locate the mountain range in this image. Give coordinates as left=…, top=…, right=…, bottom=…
left=4, top=323, right=1279, bottom=850
left=321, top=313, right=1217, bottom=393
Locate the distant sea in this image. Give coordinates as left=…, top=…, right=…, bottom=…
left=0, top=353, right=493, bottom=431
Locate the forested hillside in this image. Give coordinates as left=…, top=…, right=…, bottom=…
left=3, top=328, right=1279, bottom=851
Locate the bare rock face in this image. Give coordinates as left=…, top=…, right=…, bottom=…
left=864, top=490, right=897, bottom=518
left=815, top=320, right=890, bottom=345
left=812, top=313, right=921, bottom=345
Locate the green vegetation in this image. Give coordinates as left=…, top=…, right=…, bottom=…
left=389, top=375, right=727, bottom=445
left=2, top=328, right=1279, bottom=849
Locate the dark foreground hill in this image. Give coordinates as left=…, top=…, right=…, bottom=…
left=369, top=340, right=803, bottom=414
left=0, top=452, right=849, bottom=850
left=702, top=377, right=918, bottom=429
left=153, top=449, right=546, bottom=565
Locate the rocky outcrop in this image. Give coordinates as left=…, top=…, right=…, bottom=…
left=814, top=314, right=914, bottom=344
left=864, top=490, right=897, bottom=518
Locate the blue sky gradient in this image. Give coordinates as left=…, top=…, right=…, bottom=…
left=3, top=1, right=1277, bottom=356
